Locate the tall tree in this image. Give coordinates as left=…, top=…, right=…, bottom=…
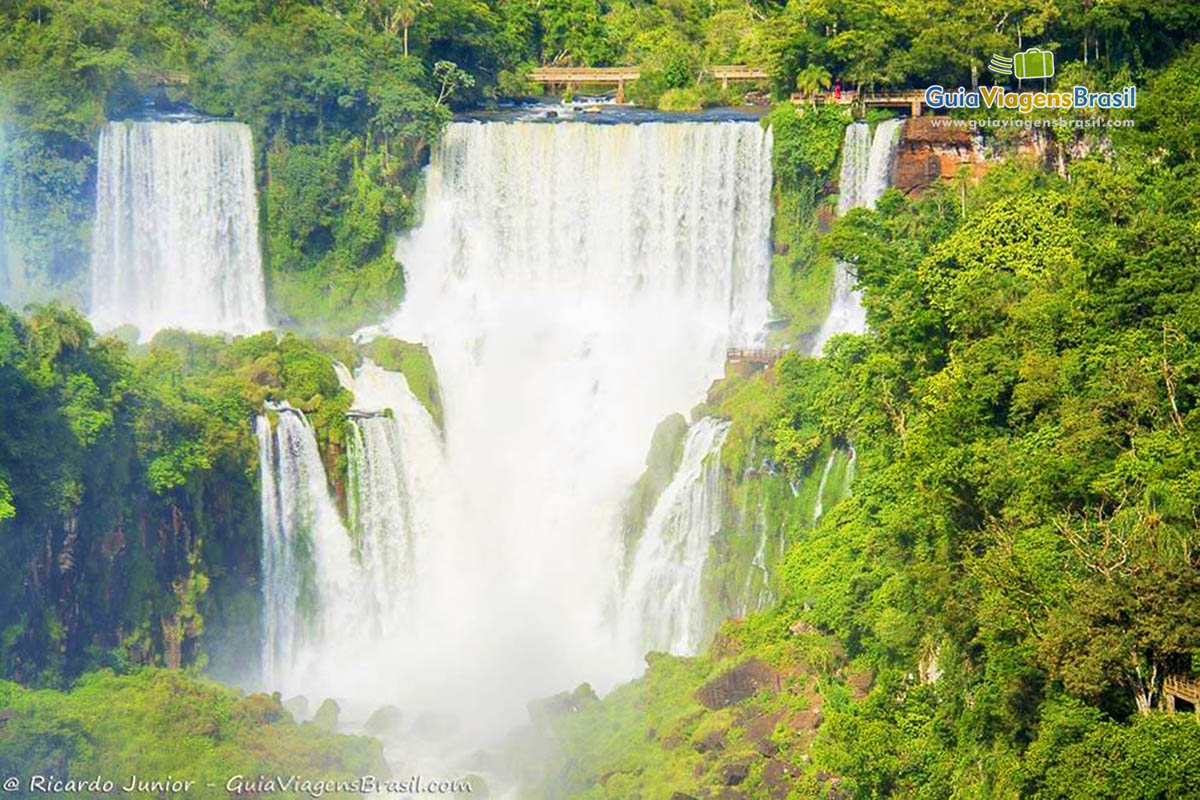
left=795, top=63, right=831, bottom=106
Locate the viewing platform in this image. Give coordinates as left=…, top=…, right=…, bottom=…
left=726, top=348, right=788, bottom=377
left=529, top=65, right=767, bottom=102
left=792, top=89, right=927, bottom=116
left=1164, top=675, right=1200, bottom=715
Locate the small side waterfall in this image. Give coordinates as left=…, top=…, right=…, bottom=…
left=90, top=120, right=268, bottom=337
left=340, top=360, right=448, bottom=638
left=346, top=415, right=415, bottom=621
left=260, top=359, right=462, bottom=701
left=257, top=405, right=360, bottom=691
left=620, top=417, right=731, bottom=656
left=812, top=452, right=837, bottom=523
left=811, top=118, right=905, bottom=354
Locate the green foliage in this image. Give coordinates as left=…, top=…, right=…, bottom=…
left=524, top=42, right=1200, bottom=800
left=362, top=337, right=443, bottom=429
left=0, top=669, right=386, bottom=793
left=0, top=0, right=476, bottom=329
left=0, top=305, right=361, bottom=683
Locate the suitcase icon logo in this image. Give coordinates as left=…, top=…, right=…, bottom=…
left=988, top=48, right=1055, bottom=79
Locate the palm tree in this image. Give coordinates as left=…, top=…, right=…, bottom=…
left=393, top=0, right=429, bottom=58
left=795, top=64, right=832, bottom=108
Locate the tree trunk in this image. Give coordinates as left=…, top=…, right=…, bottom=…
left=403, top=25, right=409, bottom=58
left=1134, top=662, right=1158, bottom=714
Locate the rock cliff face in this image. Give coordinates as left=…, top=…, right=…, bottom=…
left=893, top=117, right=984, bottom=195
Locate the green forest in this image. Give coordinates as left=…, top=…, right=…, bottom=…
left=2, top=0, right=1200, bottom=797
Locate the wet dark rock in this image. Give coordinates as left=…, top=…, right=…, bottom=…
left=744, top=711, right=783, bottom=757
left=788, top=707, right=824, bottom=732
left=693, top=725, right=726, bottom=753
left=719, top=760, right=751, bottom=786
left=762, top=759, right=802, bottom=800
left=694, top=657, right=780, bottom=710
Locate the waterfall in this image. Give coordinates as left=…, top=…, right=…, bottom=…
left=810, top=118, right=905, bottom=354
left=812, top=451, right=837, bottom=523
left=257, top=405, right=362, bottom=692
left=254, top=119, right=772, bottom=731
left=740, top=496, right=773, bottom=617
left=340, top=360, right=448, bottom=643
left=259, top=361, right=450, bottom=698
left=89, top=120, right=268, bottom=338
left=620, top=417, right=731, bottom=655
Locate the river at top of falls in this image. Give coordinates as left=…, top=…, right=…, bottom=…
left=809, top=117, right=905, bottom=355
left=261, top=118, right=774, bottom=740
left=89, top=119, right=268, bottom=338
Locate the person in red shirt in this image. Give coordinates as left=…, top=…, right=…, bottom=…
left=834, top=77, right=842, bottom=100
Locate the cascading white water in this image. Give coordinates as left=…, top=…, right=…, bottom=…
left=620, top=417, right=731, bottom=655
left=812, top=451, right=837, bottom=523
left=836, top=123, right=872, bottom=216
left=90, top=120, right=268, bottom=337
left=260, top=119, right=773, bottom=735
left=340, top=360, right=449, bottom=646
left=257, top=405, right=362, bottom=690
left=810, top=118, right=905, bottom=354
left=260, top=361, right=450, bottom=700
left=346, top=415, right=415, bottom=621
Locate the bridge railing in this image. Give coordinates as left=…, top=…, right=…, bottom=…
left=727, top=348, right=787, bottom=364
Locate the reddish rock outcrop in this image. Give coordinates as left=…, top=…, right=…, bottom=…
left=894, top=117, right=983, bottom=196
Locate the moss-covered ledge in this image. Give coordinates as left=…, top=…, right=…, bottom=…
left=362, top=337, right=444, bottom=430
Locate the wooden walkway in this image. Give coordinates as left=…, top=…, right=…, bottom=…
left=529, top=65, right=768, bottom=101
left=792, top=89, right=928, bottom=116
left=1164, top=675, right=1200, bottom=715
left=727, top=348, right=787, bottom=365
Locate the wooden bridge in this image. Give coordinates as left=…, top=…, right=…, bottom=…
left=1164, top=675, right=1200, bottom=715
left=529, top=65, right=768, bottom=102
left=726, top=348, right=788, bottom=377
left=793, top=89, right=928, bottom=116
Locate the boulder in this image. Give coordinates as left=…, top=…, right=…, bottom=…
left=744, top=711, right=783, bottom=757
left=719, top=760, right=751, bottom=786
left=283, top=695, right=309, bottom=721
left=312, top=698, right=340, bottom=732
left=363, top=705, right=403, bottom=735
left=694, top=658, right=780, bottom=710
left=527, top=683, right=598, bottom=723
left=762, top=759, right=802, bottom=800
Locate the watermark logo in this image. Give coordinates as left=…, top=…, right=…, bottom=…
left=989, top=48, right=1055, bottom=80
left=924, top=44, right=1134, bottom=114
